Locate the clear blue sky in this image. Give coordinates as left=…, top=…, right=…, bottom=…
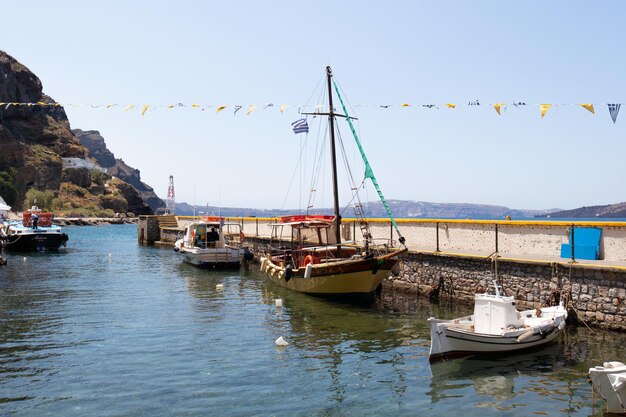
left=4, top=1, right=625, bottom=211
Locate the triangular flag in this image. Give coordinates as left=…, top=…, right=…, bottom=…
left=191, top=104, right=200, bottom=108
left=168, top=104, right=175, bottom=109
left=124, top=104, right=135, bottom=112
left=106, top=103, right=118, bottom=108
left=217, top=105, right=227, bottom=113
left=141, top=104, right=149, bottom=116
left=246, top=105, right=257, bottom=115
left=580, top=104, right=595, bottom=114
left=446, top=103, right=456, bottom=109
left=540, top=104, right=552, bottom=118
left=493, top=103, right=504, bottom=115
left=401, top=103, right=410, bottom=107
left=264, top=103, right=274, bottom=109
left=234, top=105, right=242, bottom=116
left=279, top=104, right=289, bottom=113
left=608, top=104, right=621, bottom=124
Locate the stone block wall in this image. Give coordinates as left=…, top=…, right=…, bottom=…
left=387, top=252, right=626, bottom=330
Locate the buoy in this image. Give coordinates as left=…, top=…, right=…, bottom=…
left=275, top=298, right=283, bottom=308
left=275, top=336, right=288, bottom=346
left=216, top=284, right=224, bottom=290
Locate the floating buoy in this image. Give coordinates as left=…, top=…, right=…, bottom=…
left=216, top=284, right=224, bottom=290
left=275, top=336, right=288, bottom=346
left=275, top=298, right=283, bottom=308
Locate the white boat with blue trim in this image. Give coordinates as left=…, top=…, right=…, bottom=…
left=428, top=282, right=567, bottom=362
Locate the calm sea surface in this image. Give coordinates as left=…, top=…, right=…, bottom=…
left=1, top=224, right=624, bottom=416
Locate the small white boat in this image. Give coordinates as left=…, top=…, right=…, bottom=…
left=588, top=361, right=626, bottom=414
left=428, top=281, right=567, bottom=362
left=174, top=217, right=246, bottom=269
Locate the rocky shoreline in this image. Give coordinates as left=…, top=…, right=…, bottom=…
left=54, top=217, right=138, bottom=226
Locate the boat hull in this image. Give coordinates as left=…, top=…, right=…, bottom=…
left=261, top=254, right=400, bottom=295
left=588, top=362, right=626, bottom=414
left=181, top=248, right=241, bottom=269
left=429, top=305, right=568, bottom=362
left=4, top=231, right=68, bottom=251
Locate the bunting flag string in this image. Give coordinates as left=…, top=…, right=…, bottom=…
left=0, top=100, right=622, bottom=123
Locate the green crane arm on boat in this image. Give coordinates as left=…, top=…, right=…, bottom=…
left=332, top=79, right=405, bottom=246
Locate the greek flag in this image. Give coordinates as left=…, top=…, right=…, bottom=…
left=291, top=118, right=309, bottom=134
left=608, top=103, right=621, bottom=124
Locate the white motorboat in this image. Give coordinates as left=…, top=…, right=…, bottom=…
left=0, top=206, right=68, bottom=251
left=428, top=282, right=568, bottom=362
left=174, top=217, right=247, bottom=269
left=588, top=361, right=626, bottom=414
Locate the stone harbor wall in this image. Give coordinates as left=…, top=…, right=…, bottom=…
left=138, top=215, right=626, bottom=330
left=386, top=251, right=626, bottom=331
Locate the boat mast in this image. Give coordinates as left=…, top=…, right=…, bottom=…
left=326, top=66, right=342, bottom=248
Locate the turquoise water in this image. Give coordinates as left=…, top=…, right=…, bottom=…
left=1, top=224, right=623, bottom=416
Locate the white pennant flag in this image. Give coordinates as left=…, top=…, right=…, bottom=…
left=608, top=103, right=621, bottom=124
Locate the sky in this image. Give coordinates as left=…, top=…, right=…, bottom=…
left=3, top=1, right=625, bottom=211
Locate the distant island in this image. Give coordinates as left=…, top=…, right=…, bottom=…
left=171, top=200, right=560, bottom=219
left=535, top=202, right=626, bottom=219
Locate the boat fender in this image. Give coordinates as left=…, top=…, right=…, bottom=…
left=391, top=263, right=401, bottom=276
left=277, top=271, right=284, bottom=280
left=259, top=257, right=267, bottom=272
left=516, top=329, right=534, bottom=342
left=270, top=267, right=276, bottom=277
left=285, top=264, right=293, bottom=282
left=304, top=263, right=312, bottom=279
left=265, top=263, right=272, bottom=273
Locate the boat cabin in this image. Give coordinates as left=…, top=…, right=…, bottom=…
left=473, top=292, right=524, bottom=334
left=268, top=215, right=358, bottom=268
left=181, top=218, right=243, bottom=250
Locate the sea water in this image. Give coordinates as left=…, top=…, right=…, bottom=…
left=0, top=224, right=623, bottom=416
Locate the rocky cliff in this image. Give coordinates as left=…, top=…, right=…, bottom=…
left=73, top=129, right=165, bottom=213
left=0, top=50, right=161, bottom=215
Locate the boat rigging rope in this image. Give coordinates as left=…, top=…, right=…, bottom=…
left=332, top=79, right=405, bottom=246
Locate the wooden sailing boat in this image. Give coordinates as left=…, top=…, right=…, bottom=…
left=260, top=66, right=407, bottom=295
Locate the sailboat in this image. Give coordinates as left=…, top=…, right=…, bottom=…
left=259, top=66, right=407, bottom=295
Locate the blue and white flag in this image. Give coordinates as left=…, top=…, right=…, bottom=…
left=291, top=118, right=309, bottom=134
left=608, top=103, right=621, bottom=124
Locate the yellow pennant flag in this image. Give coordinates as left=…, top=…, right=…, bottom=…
left=191, top=104, right=200, bottom=108
left=124, top=104, right=135, bottom=112
left=401, top=103, right=410, bottom=107
left=246, top=105, right=257, bottom=115
left=493, top=103, right=504, bottom=115
left=580, top=103, right=595, bottom=114
left=446, top=103, right=456, bottom=109
left=279, top=104, right=289, bottom=113
left=141, top=105, right=149, bottom=116
left=106, top=103, right=117, bottom=108
left=217, top=105, right=227, bottom=113
left=168, top=104, right=175, bottom=109
left=540, top=104, right=552, bottom=118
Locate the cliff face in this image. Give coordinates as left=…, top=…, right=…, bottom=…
left=72, top=129, right=165, bottom=213
left=0, top=50, right=161, bottom=214
left=0, top=51, right=86, bottom=204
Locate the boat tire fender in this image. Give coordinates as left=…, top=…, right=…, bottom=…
left=285, top=264, right=293, bottom=282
